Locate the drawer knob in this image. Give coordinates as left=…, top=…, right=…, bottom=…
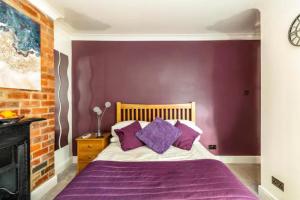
left=87, top=145, right=92, bottom=148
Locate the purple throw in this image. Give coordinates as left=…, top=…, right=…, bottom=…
left=55, top=159, right=258, bottom=200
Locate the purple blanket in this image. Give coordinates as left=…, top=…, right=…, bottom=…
left=55, top=159, right=258, bottom=200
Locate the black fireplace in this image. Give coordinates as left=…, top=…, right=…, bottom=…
left=0, top=118, right=43, bottom=200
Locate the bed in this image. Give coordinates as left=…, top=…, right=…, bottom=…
left=55, top=102, right=258, bottom=200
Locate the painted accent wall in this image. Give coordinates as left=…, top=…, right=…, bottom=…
left=72, top=40, right=260, bottom=156
left=0, top=0, right=54, bottom=190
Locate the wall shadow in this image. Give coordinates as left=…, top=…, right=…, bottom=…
left=62, top=8, right=111, bottom=31
left=207, top=8, right=260, bottom=34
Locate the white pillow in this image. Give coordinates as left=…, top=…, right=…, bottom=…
left=193, top=135, right=201, bottom=144
left=166, top=120, right=203, bottom=134
left=110, top=121, right=149, bottom=143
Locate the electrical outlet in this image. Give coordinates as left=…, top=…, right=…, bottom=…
left=272, top=176, right=284, bottom=192
left=208, top=145, right=217, bottom=150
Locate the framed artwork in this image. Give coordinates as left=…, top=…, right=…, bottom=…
left=0, top=1, right=41, bottom=90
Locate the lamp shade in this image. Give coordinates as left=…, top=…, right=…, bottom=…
left=105, top=101, right=111, bottom=108
left=93, top=106, right=102, bottom=115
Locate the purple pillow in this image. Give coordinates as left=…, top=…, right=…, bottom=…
left=173, top=120, right=199, bottom=150
left=136, top=117, right=181, bottom=154
left=115, top=121, right=144, bottom=151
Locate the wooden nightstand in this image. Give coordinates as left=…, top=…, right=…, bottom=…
left=76, top=132, right=110, bottom=172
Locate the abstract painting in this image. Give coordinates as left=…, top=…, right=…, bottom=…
left=0, top=1, right=41, bottom=90
left=54, top=50, right=70, bottom=150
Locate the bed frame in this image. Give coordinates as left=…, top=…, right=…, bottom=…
left=116, top=102, right=196, bottom=123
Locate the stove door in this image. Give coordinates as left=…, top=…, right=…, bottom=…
left=0, top=145, right=18, bottom=200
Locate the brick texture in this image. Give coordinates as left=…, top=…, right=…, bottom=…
left=0, top=0, right=54, bottom=190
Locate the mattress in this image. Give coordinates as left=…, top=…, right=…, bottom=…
left=55, top=159, right=258, bottom=200
left=95, top=139, right=216, bottom=162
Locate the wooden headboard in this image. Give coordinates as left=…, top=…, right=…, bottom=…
left=116, top=102, right=196, bottom=123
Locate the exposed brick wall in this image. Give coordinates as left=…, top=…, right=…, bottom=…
left=0, top=0, right=55, bottom=190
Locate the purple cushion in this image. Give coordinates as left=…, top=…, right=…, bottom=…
left=173, top=120, right=200, bottom=150
left=115, top=121, right=144, bottom=151
left=136, top=118, right=181, bottom=154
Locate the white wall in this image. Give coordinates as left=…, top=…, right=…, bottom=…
left=260, top=0, right=300, bottom=199
left=54, top=21, right=73, bottom=174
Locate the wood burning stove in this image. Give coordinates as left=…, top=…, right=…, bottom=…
left=0, top=119, right=43, bottom=200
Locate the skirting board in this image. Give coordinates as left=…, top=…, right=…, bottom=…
left=55, top=145, right=73, bottom=175
left=72, top=156, right=260, bottom=164
left=259, top=185, right=279, bottom=200
left=55, top=156, right=73, bottom=174
left=31, top=175, right=57, bottom=200
left=73, top=156, right=78, bottom=163
left=219, top=156, right=261, bottom=164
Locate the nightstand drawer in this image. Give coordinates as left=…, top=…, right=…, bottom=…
left=78, top=152, right=99, bottom=162
left=78, top=140, right=104, bottom=152
left=76, top=133, right=110, bottom=173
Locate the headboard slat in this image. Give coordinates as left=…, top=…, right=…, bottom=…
left=144, top=110, right=146, bottom=121
left=152, top=109, right=155, bottom=121
left=127, top=109, right=130, bottom=120
left=116, top=102, right=196, bottom=123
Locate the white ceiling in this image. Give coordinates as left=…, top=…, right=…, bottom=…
left=41, top=0, right=260, bottom=38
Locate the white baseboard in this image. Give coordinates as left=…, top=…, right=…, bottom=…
left=55, top=156, right=73, bottom=174
left=73, top=156, right=78, bottom=164
left=55, top=145, right=73, bottom=174
left=31, top=175, right=57, bottom=200
left=259, top=185, right=279, bottom=200
left=219, top=156, right=261, bottom=164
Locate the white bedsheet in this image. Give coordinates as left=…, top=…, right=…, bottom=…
left=95, top=141, right=218, bottom=162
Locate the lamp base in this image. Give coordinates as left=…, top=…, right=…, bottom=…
left=96, top=135, right=104, bottom=138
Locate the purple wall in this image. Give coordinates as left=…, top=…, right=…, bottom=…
left=72, top=41, right=261, bottom=156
